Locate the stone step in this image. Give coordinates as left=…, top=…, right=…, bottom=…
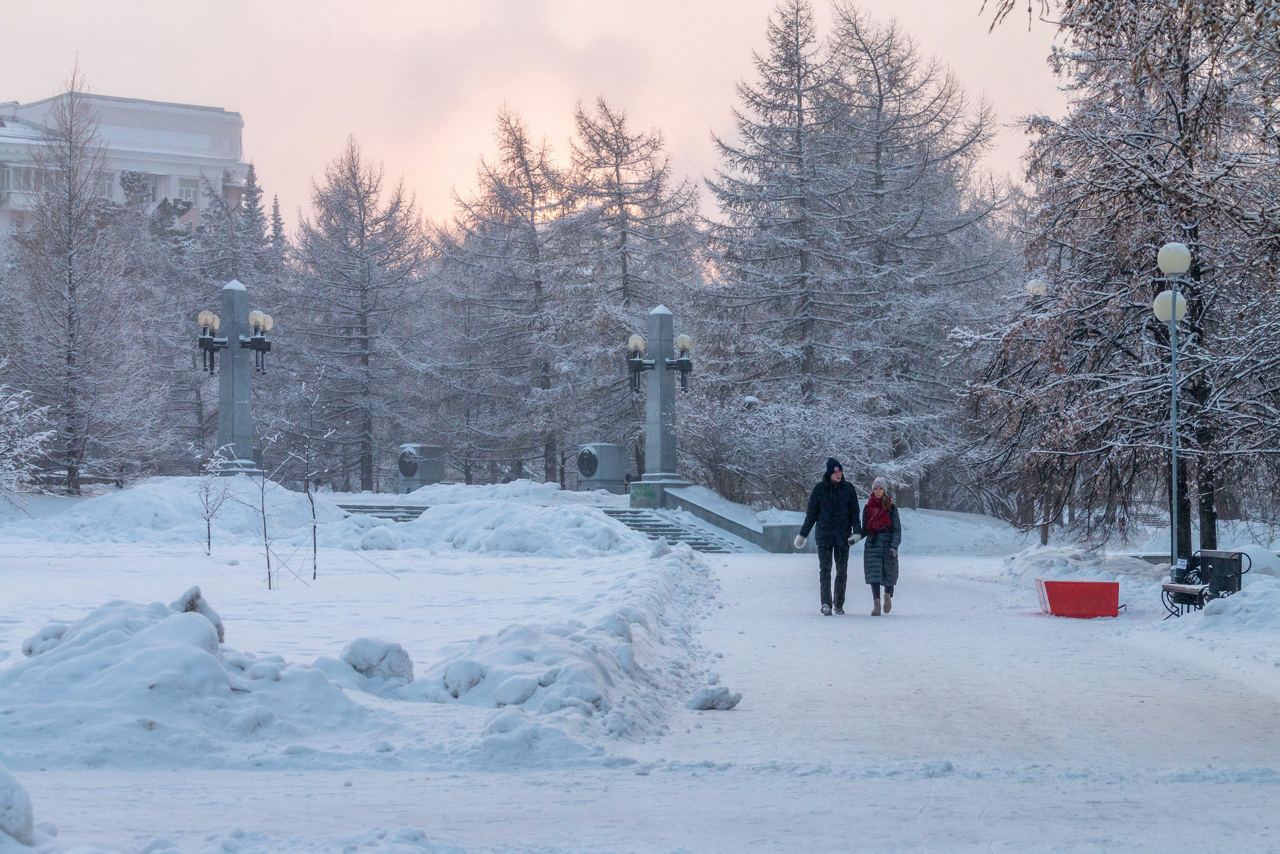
left=334, top=503, right=429, bottom=522
left=600, top=507, right=743, bottom=554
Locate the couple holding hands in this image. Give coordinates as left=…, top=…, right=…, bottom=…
left=794, top=458, right=902, bottom=616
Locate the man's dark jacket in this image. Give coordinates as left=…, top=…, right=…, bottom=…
left=799, top=476, right=860, bottom=543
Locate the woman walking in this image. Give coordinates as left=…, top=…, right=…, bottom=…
left=861, top=477, right=902, bottom=616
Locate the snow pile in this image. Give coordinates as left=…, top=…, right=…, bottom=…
left=320, top=501, right=648, bottom=557
left=687, top=686, right=742, bottom=711
left=1003, top=546, right=1165, bottom=584
left=1198, top=578, right=1280, bottom=629
left=402, top=479, right=624, bottom=507
left=1225, top=544, right=1280, bottom=578
left=0, top=762, right=34, bottom=847
left=1139, top=520, right=1280, bottom=553
left=0, top=593, right=378, bottom=768
left=341, top=639, right=414, bottom=686
left=383, top=541, right=713, bottom=762
left=0, top=476, right=344, bottom=546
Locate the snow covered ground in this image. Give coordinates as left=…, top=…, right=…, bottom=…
left=2, top=478, right=1280, bottom=851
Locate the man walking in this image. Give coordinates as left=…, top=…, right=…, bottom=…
left=794, top=458, right=861, bottom=615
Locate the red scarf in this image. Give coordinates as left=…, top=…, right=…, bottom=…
left=863, top=495, right=893, bottom=535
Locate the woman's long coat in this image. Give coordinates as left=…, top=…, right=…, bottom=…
left=861, top=502, right=902, bottom=586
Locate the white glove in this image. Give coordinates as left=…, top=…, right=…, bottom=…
left=848, top=533, right=862, bottom=545
left=793, top=534, right=806, bottom=550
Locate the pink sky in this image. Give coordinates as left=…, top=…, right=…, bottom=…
left=3, top=0, right=1064, bottom=229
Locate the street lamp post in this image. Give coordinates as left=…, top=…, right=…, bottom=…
left=625, top=305, right=693, bottom=507
left=196, top=279, right=276, bottom=476
left=1152, top=242, right=1190, bottom=578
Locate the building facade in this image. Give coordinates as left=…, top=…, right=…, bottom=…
left=0, top=92, right=249, bottom=240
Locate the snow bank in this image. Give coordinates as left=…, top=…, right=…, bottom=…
left=1196, top=577, right=1280, bottom=630
left=1226, top=544, right=1280, bottom=578
left=1003, top=546, right=1165, bottom=585
left=402, top=479, right=624, bottom=507
left=0, top=476, right=344, bottom=546
left=0, top=593, right=378, bottom=768
left=376, top=541, right=713, bottom=763
left=0, top=762, right=33, bottom=847
left=1138, top=520, right=1280, bottom=553
left=318, top=501, right=648, bottom=557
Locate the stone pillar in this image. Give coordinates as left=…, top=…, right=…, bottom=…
left=216, top=280, right=260, bottom=474
left=632, top=305, right=688, bottom=508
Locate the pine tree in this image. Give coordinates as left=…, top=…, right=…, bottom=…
left=699, top=0, right=1006, bottom=504
left=432, top=109, right=573, bottom=483
left=0, top=72, right=169, bottom=492
left=290, top=137, right=427, bottom=491
left=564, top=97, right=703, bottom=472
left=239, top=162, right=268, bottom=267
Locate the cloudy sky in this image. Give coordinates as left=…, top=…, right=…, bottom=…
left=2, top=0, right=1064, bottom=227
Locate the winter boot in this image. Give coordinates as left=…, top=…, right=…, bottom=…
left=834, top=606, right=845, bottom=615
left=884, top=592, right=893, bottom=614
left=821, top=604, right=832, bottom=616
left=871, top=600, right=882, bottom=616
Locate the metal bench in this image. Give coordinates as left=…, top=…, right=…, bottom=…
left=1161, top=549, right=1252, bottom=618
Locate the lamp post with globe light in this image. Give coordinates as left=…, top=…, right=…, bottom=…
left=1152, top=242, right=1191, bottom=577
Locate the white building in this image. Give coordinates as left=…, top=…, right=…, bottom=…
left=0, top=92, right=249, bottom=237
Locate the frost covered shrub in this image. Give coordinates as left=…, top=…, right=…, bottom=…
left=341, top=638, right=414, bottom=685
left=170, top=585, right=225, bottom=643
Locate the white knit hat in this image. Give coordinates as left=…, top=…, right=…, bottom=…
left=872, top=476, right=887, bottom=491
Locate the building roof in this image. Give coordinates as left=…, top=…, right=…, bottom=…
left=13, top=92, right=242, bottom=121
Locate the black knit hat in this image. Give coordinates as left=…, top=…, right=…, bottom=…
left=825, top=457, right=843, bottom=477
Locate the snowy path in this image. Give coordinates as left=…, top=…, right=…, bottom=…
left=14, top=552, right=1280, bottom=851
left=645, top=553, right=1280, bottom=772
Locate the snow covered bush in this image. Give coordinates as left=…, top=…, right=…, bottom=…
left=0, top=373, right=52, bottom=499
left=341, top=639, right=414, bottom=685
left=0, top=760, right=35, bottom=846
left=170, top=586, right=225, bottom=644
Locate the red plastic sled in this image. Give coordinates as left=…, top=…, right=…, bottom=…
left=1035, top=579, right=1119, bottom=619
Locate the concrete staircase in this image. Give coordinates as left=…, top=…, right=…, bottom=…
left=600, top=508, right=744, bottom=553
left=333, top=502, right=428, bottom=523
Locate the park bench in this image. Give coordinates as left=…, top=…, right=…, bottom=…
left=1160, top=549, right=1252, bottom=618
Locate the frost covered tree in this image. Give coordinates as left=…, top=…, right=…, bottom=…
left=564, top=97, right=703, bottom=473
left=700, top=0, right=867, bottom=505
left=700, top=0, right=1008, bottom=505
left=0, top=372, right=53, bottom=498
left=0, top=73, right=169, bottom=492
left=971, top=1, right=1280, bottom=548
left=431, top=110, right=573, bottom=483
left=290, top=137, right=427, bottom=491
left=240, top=163, right=268, bottom=262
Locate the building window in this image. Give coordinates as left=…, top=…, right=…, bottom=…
left=10, top=167, right=40, bottom=193
left=178, top=178, right=200, bottom=204
left=95, top=172, right=115, bottom=200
